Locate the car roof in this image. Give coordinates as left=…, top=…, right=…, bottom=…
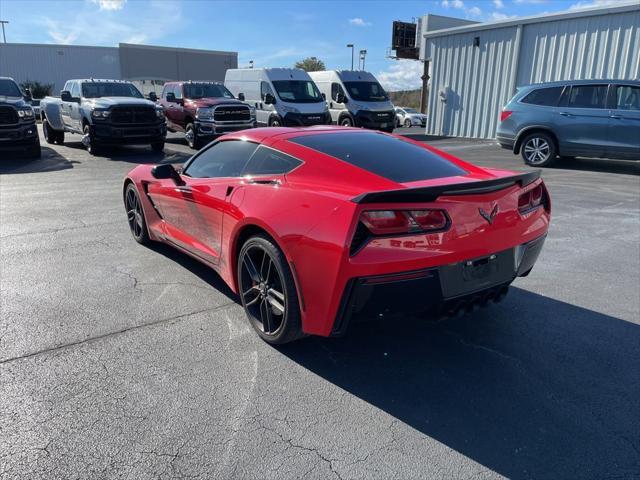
left=518, top=79, right=640, bottom=89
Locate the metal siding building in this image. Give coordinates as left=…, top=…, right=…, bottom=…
left=422, top=2, right=640, bottom=139
left=0, top=42, right=237, bottom=94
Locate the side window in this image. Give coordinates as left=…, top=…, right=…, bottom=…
left=243, top=146, right=302, bottom=176
left=183, top=140, right=259, bottom=178
left=174, top=84, right=183, bottom=100
left=331, top=83, right=345, bottom=102
left=71, top=82, right=81, bottom=99
left=63, top=81, right=71, bottom=92
left=566, top=85, right=608, bottom=109
left=260, top=81, right=273, bottom=100
left=521, top=86, right=564, bottom=106
left=161, top=84, right=170, bottom=99
left=615, top=85, right=640, bottom=111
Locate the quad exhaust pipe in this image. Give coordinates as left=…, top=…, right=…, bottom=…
left=439, top=284, right=509, bottom=319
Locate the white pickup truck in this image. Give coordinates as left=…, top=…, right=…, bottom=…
left=40, top=79, right=166, bottom=156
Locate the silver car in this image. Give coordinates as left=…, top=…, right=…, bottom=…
left=394, top=107, right=427, bottom=128
left=497, top=79, right=640, bottom=167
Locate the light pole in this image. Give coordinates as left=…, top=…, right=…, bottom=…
left=359, top=49, right=367, bottom=70
left=346, top=44, right=354, bottom=70
left=0, top=21, right=8, bottom=44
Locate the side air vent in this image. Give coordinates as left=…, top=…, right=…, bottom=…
left=349, top=222, right=371, bottom=256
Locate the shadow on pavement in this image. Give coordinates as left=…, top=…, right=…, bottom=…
left=147, top=242, right=238, bottom=303
left=399, top=133, right=452, bottom=142
left=279, top=287, right=640, bottom=479
left=61, top=140, right=192, bottom=165
left=0, top=146, right=79, bottom=174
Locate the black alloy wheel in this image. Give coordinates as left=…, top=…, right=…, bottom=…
left=124, top=183, right=150, bottom=244
left=238, top=235, right=303, bottom=344
left=404, top=118, right=412, bottom=128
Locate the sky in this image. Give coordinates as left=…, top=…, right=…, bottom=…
left=0, top=0, right=630, bottom=90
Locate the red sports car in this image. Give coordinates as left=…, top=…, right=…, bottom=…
left=123, top=127, right=550, bottom=344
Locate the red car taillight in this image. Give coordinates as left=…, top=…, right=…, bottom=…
left=500, top=110, right=513, bottom=122
left=360, top=209, right=449, bottom=235
left=518, top=183, right=549, bottom=214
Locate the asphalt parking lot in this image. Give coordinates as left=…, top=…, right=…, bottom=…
left=1, top=127, right=639, bottom=480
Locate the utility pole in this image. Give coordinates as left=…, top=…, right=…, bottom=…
left=359, top=50, right=367, bottom=70
left=0, top=21, right=8, bottom=44
left=346, top=44, right=354, bottom=70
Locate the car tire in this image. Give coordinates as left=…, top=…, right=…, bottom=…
left=27, top=138, right=42, bottom=160
left=43, top=119, right=56, bottom=144
left=55, top=130, right=65, bottom=145
left=521, top=132, right=557, bottom=167
left=238, top=234, right=304, bottom=345
left=185, top=123, right=201, bottom=150
left=340, top=116, right=353, bottom=127
left=124, top=183, right=150, bottom=245
left=151, top=142, right=164, bottom=152
left=268, top=116, right=283, bottom=127
left=404, top=118, right=411, bottom=128
left=83, top=124, right=101, bottom=156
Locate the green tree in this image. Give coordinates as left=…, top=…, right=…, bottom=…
left=19, top=80, right=54, bottom=99
left=294, top=57, right=326, bottom=72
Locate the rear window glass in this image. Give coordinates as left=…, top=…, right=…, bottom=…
left=521, top=86, right=564, bottom=106
left=288, top=132, right=466, bottom=183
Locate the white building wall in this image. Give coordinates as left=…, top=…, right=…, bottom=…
left=0, top=44, right=121, bottom=94
left=517, top=10, right=640, bottom=85
left=425, top=5, right=640, bottom=139
left=426, top=26, right=519, bottom=139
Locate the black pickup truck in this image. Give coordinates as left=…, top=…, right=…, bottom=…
left=0, top=77, right=41, bottom=159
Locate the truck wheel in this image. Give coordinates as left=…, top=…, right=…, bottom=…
left=151, top=142, right=164, bottom=152
left=83, top=124, right=101, bottom=156
left=185, top=123, right=201, bottom=149
left=55, top=131, right=65, bottom=145
left=27, top=137, right=42, bottom=159
left=269, top=116, right=282, bottom=127
left=340, top=116, right=353, bottom=127
left=43, top=119, right=56, bottom=144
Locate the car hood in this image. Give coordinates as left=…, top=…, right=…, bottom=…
left=186, top=97, right=246, bottom=108
left=0, top=96, right=30, bottom=107
left=85, top=97, right=157, bottom=108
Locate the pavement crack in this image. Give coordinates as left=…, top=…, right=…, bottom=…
left=0, top=302, right=236, bottom=365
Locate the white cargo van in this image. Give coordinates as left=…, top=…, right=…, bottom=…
left=309, top=70, right=395, bottom=132
left=224, top=68, right=331, bottom=127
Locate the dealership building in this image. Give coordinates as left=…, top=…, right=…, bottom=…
left=416, top=1, right=640, bottom=139
left=0, top=42, right=237, bottom=96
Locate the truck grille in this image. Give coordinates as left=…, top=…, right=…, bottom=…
left=110, top=107, right=156, bottom=124
left=0, top=107, right=19, bottom=125
left=372, top=111, right=395, bottom=122
left=213, top=105, right=251, bottom=122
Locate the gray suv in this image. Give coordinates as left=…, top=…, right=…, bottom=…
left=497, top=79, right=640, bottom=167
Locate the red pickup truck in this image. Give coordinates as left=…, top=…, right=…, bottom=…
left=158, top=81, right=256, bottom=149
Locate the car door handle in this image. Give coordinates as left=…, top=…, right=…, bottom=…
left=559, top=111, right=573, bottom=117
left=246, top=179, right=280, bottom=185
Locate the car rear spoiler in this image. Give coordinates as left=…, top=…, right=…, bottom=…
left=351, top=170, right=541, bottom=204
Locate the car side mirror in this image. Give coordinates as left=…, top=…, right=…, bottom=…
left=336, top=92, right=347, bottom=104
left=24, top=88, right=33, bottom=102
left=166, top=92, right=176, bottom=103
left=61, top=90, right=72, bottom=102
left=264, top=93, right=276, bottom=105
left=321, top=93, right=326, bottom=101
left=148, top=92, right=157, bottom=102
left=238, top=92, right=245, bottom=101
left=151, top=164, right=184, bottom=185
